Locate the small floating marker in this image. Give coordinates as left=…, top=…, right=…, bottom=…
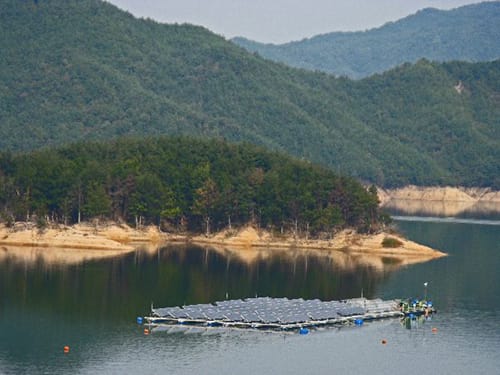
left=299, top=328, right=309, bottom=335
left=63, top=346, right=70, bottom=354
left=354, top=318, right=364, bottom=326
left=144, top=328, right=150, bottom=335
left=432, top=327, right=438, bottom=333
left=136, top=316, right=144, bottom=325
left=381, top=339, right=387, bottom=345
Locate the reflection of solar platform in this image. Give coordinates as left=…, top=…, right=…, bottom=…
left=144, top=297, right=404, bottom=331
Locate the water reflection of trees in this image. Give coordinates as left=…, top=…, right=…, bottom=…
left=154, top=245, right=393, bottom=302
left=0, top=245, right=409, bottom=322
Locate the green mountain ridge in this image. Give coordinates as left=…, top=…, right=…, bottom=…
left=232, top=2, right=500, bottom=79
left=1, top=0, right=499, bottom=188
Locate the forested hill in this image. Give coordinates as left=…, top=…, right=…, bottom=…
left=0, top=137, right=383, bottom=235
left=233, top=2, right=500, bottom=79
left=1, top=0, right=499, bottom=188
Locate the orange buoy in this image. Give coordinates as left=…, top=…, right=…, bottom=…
left=432, top=327, right=438, bottom=333
left=63, top=346, right=70, bottom=353
left=144, top=328, right=150, bottom=335
left=381, top=339, right=387, bottom=345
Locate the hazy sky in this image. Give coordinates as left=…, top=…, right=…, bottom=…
left=106, top=0, right=487, bottom=43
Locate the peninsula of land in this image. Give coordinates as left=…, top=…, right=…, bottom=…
left=0, top=222, right=446, bottom=267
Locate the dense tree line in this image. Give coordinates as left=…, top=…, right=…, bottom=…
left=0, top=0, right=498, bottom=188
left=0, top=137, right=385, bottom=236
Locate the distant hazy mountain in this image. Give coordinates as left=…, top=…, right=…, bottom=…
left=1, top=0, right=499, bottom=188
left=233, top=2, right=500, bottom=79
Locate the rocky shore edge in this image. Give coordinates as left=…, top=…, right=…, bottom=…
left=378, top=185, right=500, bottom=204
left=0, top=222, right=446, bottom=262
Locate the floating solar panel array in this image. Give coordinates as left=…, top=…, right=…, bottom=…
left=145, top=297, right=403, bottom=330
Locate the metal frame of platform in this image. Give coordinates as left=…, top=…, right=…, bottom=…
left=142, top=297, right=432, bottom=332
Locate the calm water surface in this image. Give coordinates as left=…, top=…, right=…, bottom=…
left=0, top=216, right=499, bottom=374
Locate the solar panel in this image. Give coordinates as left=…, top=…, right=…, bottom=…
left=241, top=311, right=262, bottom=322
left=279, top=312, right=309, bottom=323
left=223, top=311, right=244, bottom=321
left=146, top=296, right=405, bottom=329
left=309, top=310, right=337, bottom=320
left=171, top=310, right=191, bottom=319
left=182, top=308, right=206, bottom=320
left=152, top=307, right=173, bottom=317
left=260, top=311, right=279, bottom=322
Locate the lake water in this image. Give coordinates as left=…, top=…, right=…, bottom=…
left=0, top=213, right=499, bottom=374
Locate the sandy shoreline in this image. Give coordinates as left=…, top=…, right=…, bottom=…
left=378, top=185, right=500, bottom=204
left=0, top=222, right=446, bottom=267
left=378, top=186, right=500, bottom=217
left=0, top=222, right=156, bottom=251
left=190, top=226, right=443, bottom=256
left=189, top=226, right=446, bottom=262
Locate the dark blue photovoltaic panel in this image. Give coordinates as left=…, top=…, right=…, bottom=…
left=149, top=297, right=400, bottom=326
left=241, top=311, right=262, bottom=322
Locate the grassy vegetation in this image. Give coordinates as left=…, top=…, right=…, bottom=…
left=382, top=237, right=404, bottom=248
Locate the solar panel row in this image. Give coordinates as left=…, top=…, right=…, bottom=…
left=151, top=297, right=396, bottom=324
